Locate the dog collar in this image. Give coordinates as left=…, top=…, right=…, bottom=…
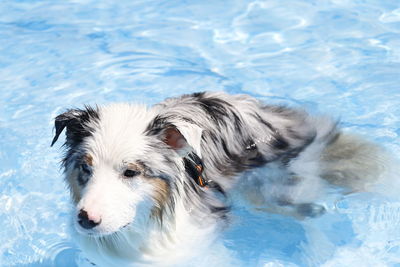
left=183, top=151, right=207, bottom=187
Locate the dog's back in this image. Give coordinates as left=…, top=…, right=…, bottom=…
left=156, top=92, right=388, bottom=218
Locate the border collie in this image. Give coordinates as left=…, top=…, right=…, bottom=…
left=51, top=92, right=385, bottom=266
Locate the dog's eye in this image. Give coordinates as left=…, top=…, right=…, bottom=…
left=80, top=163, right=91, bottom=174
left=123, top=169, right=140, bottom=178
left=78, top=163, right=91, bottom=186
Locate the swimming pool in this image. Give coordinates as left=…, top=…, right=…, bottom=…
left=1, top=0, right=400, bottom=266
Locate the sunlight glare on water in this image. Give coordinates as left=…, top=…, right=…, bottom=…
left=0, top=0, right=400, bottom=266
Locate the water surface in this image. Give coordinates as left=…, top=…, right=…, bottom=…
left=1, top=0, right=400, bottom=266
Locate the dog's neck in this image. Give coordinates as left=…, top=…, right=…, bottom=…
left=182, top=149, right=226, bottom=195
left=183, top=151, right=208, bottom=187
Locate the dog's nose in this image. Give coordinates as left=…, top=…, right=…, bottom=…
left=78, top=209, right=101, bottom=229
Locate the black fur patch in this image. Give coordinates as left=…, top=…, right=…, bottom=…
left=252, top=113, right=289, bottom=150
left=271, top=135, right=289, bottom=150
left=51, top=106, right=100, bottom=169
left=192, top=93, right=232, bottom=126
left=51, top=106, right=99, bottom=148
left=252, top=113, right=275, bottom=132
left=145, top=115, right=175, bottom=136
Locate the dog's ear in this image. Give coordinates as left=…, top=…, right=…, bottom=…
left=146, top=115, right=203, bottom=156
left=162, top=124, right=203, bottom=157
left=151, top=119, right=201, bottom=157
left=51, top=106, right=99, bottom=147
left=163, top=128, right=187, bottom=150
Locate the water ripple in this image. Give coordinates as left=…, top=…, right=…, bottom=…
left=1, top=0, right=400, bottom=266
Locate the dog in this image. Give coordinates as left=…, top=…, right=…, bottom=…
left=51, top=91, right=386, bottom=266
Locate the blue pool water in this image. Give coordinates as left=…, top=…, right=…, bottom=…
left=1, top=0, right=400, bottom=266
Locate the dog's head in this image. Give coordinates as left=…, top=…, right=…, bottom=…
left=52, top=104, right=205, bottom=236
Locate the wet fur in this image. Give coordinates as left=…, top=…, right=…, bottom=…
left=52, top=91, right=385, bottom=266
